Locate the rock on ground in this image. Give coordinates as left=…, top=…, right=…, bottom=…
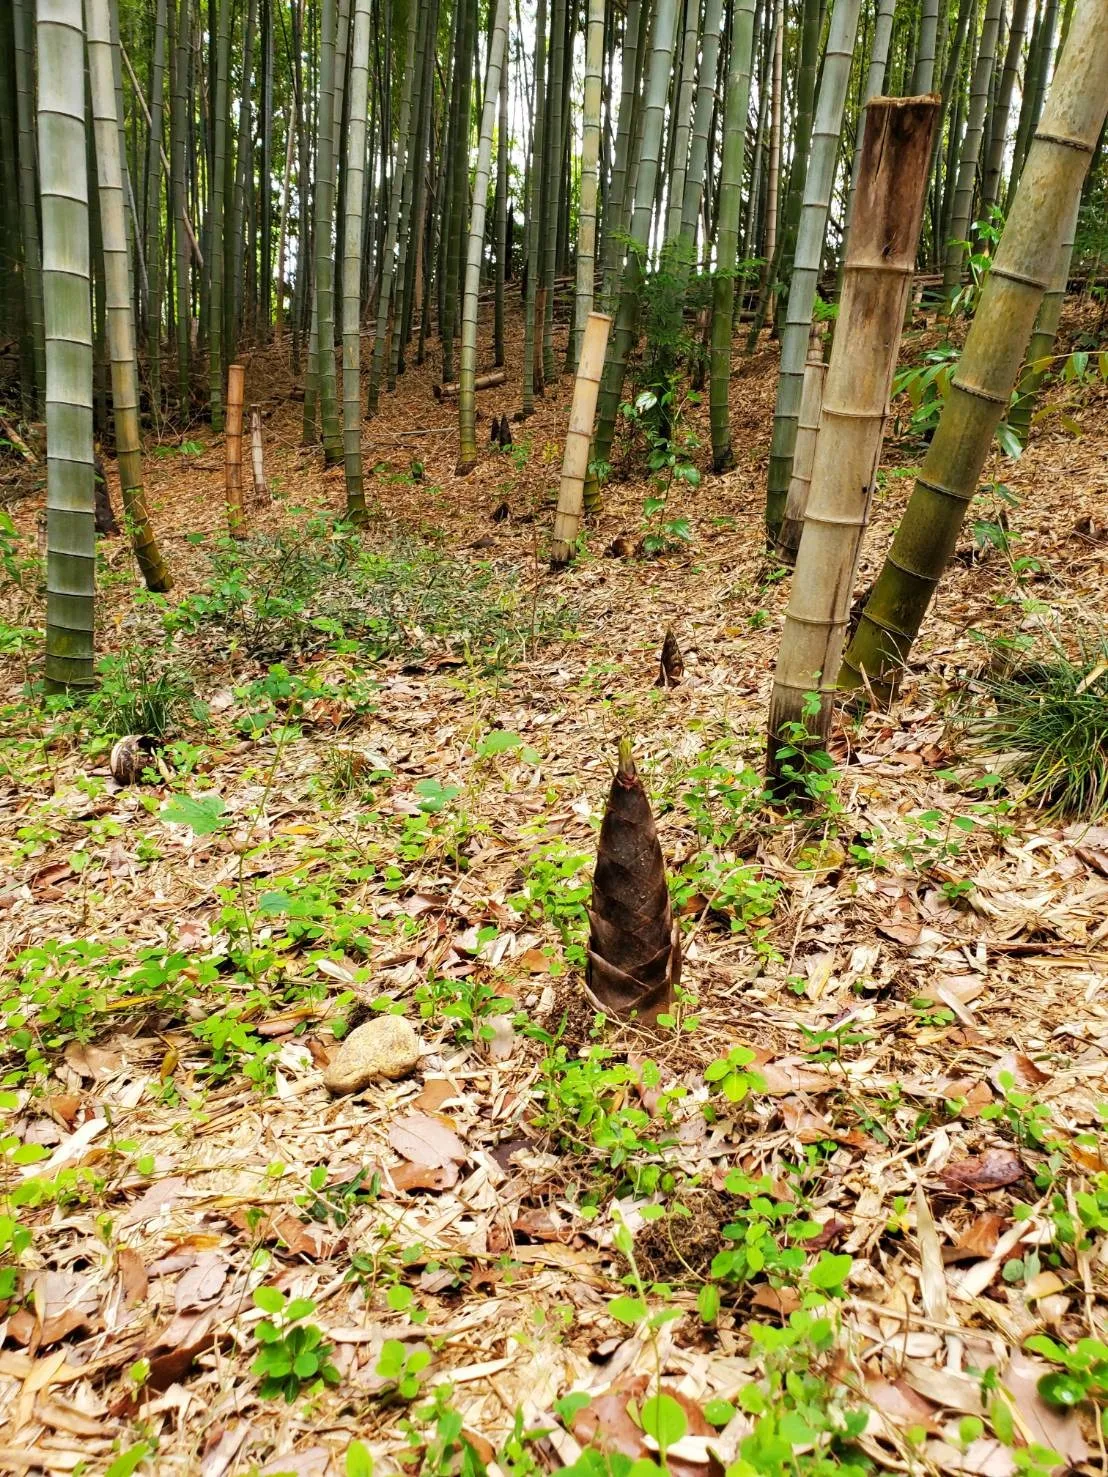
left=322, top=1014, right=421, bottom=1094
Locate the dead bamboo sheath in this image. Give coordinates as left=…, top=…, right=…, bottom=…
left=550, top=312, right=612, bottom=564
left=250, top=405, right=268, bottom=502
left=433, top=368, right=507, bottom=400
left=225, top=363, right=246, bottom=538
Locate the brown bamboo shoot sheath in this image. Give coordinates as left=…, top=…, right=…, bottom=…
left=777, top=323, right=826, bottom=564
left=550, top=312, right=612, bottom=565
left=767, top=95, right=939, bottom=782
left=433, top=369, right=507, bottom=400
left=250, top=405, right=268, bottom=501
left=225, top=363, right=246, bottom=538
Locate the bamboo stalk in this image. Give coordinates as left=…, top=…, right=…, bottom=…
left=40, top=0, right=96, bottom=691
left=225, top=364, right=246, bottom=540
left=571, top=0, right=604, bottom=367
left=87, top=0, right=172, bottom=594
left=550, top=313, right=612, bottom=566
left=763, top=0, right=865, bottom=538
left=767, top=96, right=939, bottom=790
left=250, top=406, right=268, bottom=502
left=457, top=0, right=510, bottom=474
left=776, top=325, right=827, bottom=565
left=842, top=0, right=1108, bottom=704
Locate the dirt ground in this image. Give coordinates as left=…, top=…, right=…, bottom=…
left=1, top=294, right=1108, bottom=1476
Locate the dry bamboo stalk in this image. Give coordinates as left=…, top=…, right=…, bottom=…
left=249, top=405, right=268, bottom=502
left=767, top=95, right=939, bottom=789
left=550, top=312, right=612, bottom=566
left=225, top=363, right=246, bottom=539
left=432, top=368, right=507, bottom=400
left=776, top=324, right=826, bottom=564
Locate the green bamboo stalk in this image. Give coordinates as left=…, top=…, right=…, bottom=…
left=912, top=0, right=941, bottom=91
left=598, top=0, right=643, bottom=297
left=314, top=0, right=342, bottom=462
left=40, top=0, right=96, bottom=691
left=341, top=0, right=371, bottom=518
left=679, top=0, right=724, bottom=259
left=928, top=0, right=974, bottom=248
left=774, top=0, right=821, bottom=312
left=87, top=0, right=172, bottom=593
left=943, top=0, right=1003, bottom=293
left=1008, top=0, right=1057, bottom=205
left=171, top=0, right=192, bottom=408
left=521, top=0, right=548, bottom=414
left=366, top=0, right=418, bottom=415
left=841, top=0, right=1108, bottom=705
left=456, top=0, right=509, bottom=473
left=572, top=0, right=605, bottom=367
left=494, top=40, right=509, bottom=368
left=1007, top=189, right=1079, bottom=442
left=228, top=0, right=256, bottom=363
left=665, top=0, right=701, bottom=249
left=981, top=0, right=1028, bottom=211
left=541, top=0, right=566, bottom=384
left=584, top=0, right=680, bottom=507
left=443, top=0, right=476, bottom=386
left=394, top=0, right=439, bottom=381
left=13, top=0, right=46, bottom=413
left=764, top=0, right=864, bottom=538
left=207, top=0, right=230, bottom=429
left=258, top=0, right=272, bottom=336
left=145, top=0, right=168, bottom=408
left=708, top=0, right=758, bottom=472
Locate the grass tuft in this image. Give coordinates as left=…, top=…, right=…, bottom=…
left=963, top=640, right=1108, bottom=819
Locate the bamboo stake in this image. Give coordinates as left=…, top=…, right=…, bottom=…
left=767, top=96, right=939, bottom=791
left=776, top=325, right=826, bottom=565
left=225, top=364, right=246, bottom=539
left=250, top=406, right=268, bottom=502
left=550, top=312, right=611, bottom=566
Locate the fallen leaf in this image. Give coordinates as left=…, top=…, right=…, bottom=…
left=389, top=1160, right=460, bottom=1192
left=117, top=1249, right=148, bottom=1307
left=389, top=1111, right=467, bottom=1168
left=174, top=1253, right=230, bottom=1311
left=1004, top=1350, right=1088, bottom=1468
left=944, top=1213, right=1007, bottom=1262
left=225, top=1208, right=333, bottom=1258
left=413, top=1078, right=457, bottom=1113
left=864, top=1375, right=939, bottom=1430
left=940, top=1150, right=1024, bottom=1193
left=990, top=1053, right=1050, bottom=1091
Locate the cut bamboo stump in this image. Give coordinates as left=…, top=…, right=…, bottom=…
left=249, top=405, right=268, bottom=502
left=767, top=94, right=940, bottom=790
left=776, top=323, right=827, bottom=565
left=433, top=369, right=506, bottom=401
left=550, top=312, right=612, bottom=567
left=225, top=364, right=245, bottom=539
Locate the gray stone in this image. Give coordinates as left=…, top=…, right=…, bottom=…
left=322, top=1015, right=421, bottom=1094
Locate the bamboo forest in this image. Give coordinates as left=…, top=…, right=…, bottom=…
left=3, top=0, right=1108, bottom=1462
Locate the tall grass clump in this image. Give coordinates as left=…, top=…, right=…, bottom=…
left=962, top=636, right=1108, bottom=819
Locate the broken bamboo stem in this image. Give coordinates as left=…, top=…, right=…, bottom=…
left=433, top=368, right=507, bottom=401
left=225, top=364, right=246, bottom=539
left=250, top=405, right=268, bottom=502
left=550, top=312, right=612, bottom=566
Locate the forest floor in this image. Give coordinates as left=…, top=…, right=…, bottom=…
left=1, top=296, right=1108, bottom=1477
